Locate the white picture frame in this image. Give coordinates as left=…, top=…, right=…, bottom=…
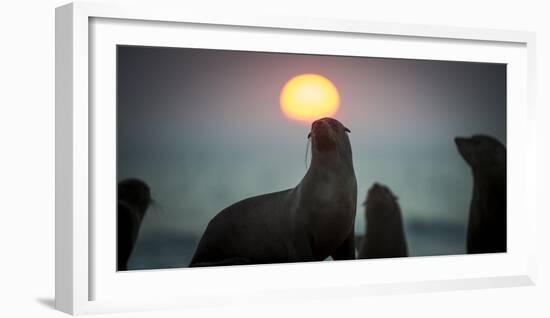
left=55, top=1, right=537, bottom=315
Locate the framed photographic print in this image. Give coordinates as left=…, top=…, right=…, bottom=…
left=55, top=2, right=537, bottom=315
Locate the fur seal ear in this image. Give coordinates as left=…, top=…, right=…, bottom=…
left=344, top=127, right=351, bottom=133
left=307, top=132, right=311, bottom=139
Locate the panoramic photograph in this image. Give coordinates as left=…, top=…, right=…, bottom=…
left=116, top=45, right=506, bottom=271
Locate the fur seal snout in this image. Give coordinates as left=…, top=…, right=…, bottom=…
left=309, top=118, right=351, bottom=153
left=117, top=178, right=152, bottom=270
left=190, top=117, right=357, bottom=267
left=358, top=183, right=408, bottom=259
left=455, top=135, right=506, bottom=254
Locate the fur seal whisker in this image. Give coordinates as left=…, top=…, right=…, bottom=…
left=305, top=137, right=311, bottom=170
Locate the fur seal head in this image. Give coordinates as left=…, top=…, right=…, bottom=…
left=308, top=117, right=352, bottom=165
left=118, top=178, right=152, bottom=216
left=454, top=135, right=506, bottom=177
left=363, top=183, right=399, bottom=218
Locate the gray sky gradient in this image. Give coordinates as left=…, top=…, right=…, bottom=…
left=117, top=45, right=506, bottom=269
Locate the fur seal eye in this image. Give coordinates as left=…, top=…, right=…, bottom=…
left=344, top=127, right=351, bottom=133
left=307, top=132, right=311, bottom=139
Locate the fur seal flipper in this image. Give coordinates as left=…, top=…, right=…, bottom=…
left=190, top=118, right=357, bottom=267
left=455, top=135, right=506, bottom=254
left=358, top=183, right=408, bottom=259
left=117, top=178, right=152, bottom=271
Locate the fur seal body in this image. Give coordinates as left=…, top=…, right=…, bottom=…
left=358, top=183, right=408, bottom=259
left=455, top=135, right=506, bottom=254
left=117, top=178, right=152, bottom=270
left=190, top=117, right=357, bottom=267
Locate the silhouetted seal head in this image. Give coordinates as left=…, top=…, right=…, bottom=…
left=190, top=117, right=357, bottom=267
left=358, top=183, right=408, bottom=259
left=455, top=135, right=506, bottom=254
left=117, top=178, right=152, bottom=270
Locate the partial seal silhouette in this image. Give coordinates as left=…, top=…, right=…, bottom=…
left=190, top=117, right=357, bottom=267
left=358, top=183, right=408, bottom=259
left=455, top=135, right=506, bottom=254
left=117, top=178, right=152, bottom=270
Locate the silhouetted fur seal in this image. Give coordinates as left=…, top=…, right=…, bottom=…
left=190, top=117, right=357, bottom=267
left=455, top=135, right=506, bottom=254
left=358, top=183, right=408, bottom=259
left=117, top=178, right=152, bottom=270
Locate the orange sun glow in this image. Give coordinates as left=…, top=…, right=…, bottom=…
left=280, top=74, right=340, bottom=122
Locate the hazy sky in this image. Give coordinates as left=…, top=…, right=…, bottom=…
left=117, top=45, right=506, bottom=269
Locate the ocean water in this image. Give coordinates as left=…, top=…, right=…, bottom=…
left=123, top=140, right=472, bottom=270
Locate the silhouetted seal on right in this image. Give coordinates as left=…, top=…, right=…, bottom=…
left=190, top=117, right=357, bottom=267
left=358, top=183, right=408, bottom=259
left=117, top=178, right=152, bottom=270
left=455, top=135, right=506, bottom=254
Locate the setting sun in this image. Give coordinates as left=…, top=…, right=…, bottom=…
left=280, top=74, right=340, bottom=122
